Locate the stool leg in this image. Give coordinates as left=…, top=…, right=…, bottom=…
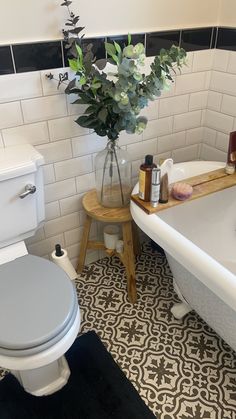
left=77, top=215, right=92, bottom=273
left=132, top=221, right=141, bottom=256
left=122, top=221, right=137, bottom=304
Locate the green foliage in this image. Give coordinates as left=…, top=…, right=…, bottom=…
left=61, top=2, right=187, bottom=141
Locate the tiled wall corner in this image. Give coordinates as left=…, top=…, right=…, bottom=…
left=200, top=49, right=236, bottom=162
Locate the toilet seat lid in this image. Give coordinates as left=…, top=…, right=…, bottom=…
left=0, top=255, right=77, bottom=352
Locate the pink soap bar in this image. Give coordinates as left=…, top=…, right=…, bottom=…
left=171, top=182, right=193, bottom=201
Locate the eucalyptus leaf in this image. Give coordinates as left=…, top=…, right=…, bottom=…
left=84, top=105, right=97, bottom=114
left=75, top=44, right=83, bottom=60
left=69, top=27, right=85, bottom=35
left=79, top=76, right=87, bottom=85
left=68, top=58, right=78, bottom=72
left=45, top=73, right=54, bottom=80
left=105, top=42, right=116, bottom=57
left=72, top=16, right=80, bottom=25
left=92, top=82, right=102, bottom=89
left=98, top=108, right=108, bottom=123
left=111, top=54, right=119, bottom=65
left=76, top=115, right=97, bottom=128
left=61, top=1, right=72, bottom=6
left=85, top=43, right=93, bottom=52
left=83, top=51, right=93, bottom=74
left=95, top=128, right=107, bottom=137
left=95, top=59, right=107, bottom=70
left=65, top=86, right=80, bottom=95
left=72, top=98, right=87, bottom=104
left=114, top=41, right=121, bottom=54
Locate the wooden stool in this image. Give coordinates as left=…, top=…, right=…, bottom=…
left=77, top=189, right=140, bottom=304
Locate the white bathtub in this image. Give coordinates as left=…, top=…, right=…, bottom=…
left=131, top=161, right=236, bottom=352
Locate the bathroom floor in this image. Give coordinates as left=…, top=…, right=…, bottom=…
left=1, top=242, right=236, bottom=418
left=75, top=241, right=236, bottom=419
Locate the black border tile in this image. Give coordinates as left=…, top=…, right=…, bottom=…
left=63, top=37, right=106, bottom=66
left=146, top=31, right=180, bottom=57
left=82, top=37, right=106, bottom=60
left=1, top=26, right=236, bottom=77
left=181, top=28, right=212, bottom=51
left=106, top=34, right=128, bottom=50
left=129, top=34, right=145, bottom=46
left=216, top=28, right=236, bottom=51
left=63, top=40, right=74, bottom=64
left=64, top=34, right=145, bottom=66
left=107, top=34, right=145, bottom=51
left=13, top=41, right=63, bottom=73
left=0, top=46, right=14, bottom=75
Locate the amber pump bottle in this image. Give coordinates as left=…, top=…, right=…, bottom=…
left=139, top=155, right=157, bottom=201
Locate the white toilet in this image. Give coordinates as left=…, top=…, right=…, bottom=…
left=0, top=144, right=80, bottom=396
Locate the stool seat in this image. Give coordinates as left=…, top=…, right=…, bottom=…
left=82, top=190, right=132, bottom=223
left=0, top=255, right=78, bottom=357
left=78, top=190, right=140, bottom=303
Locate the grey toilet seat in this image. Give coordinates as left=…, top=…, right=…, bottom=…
left=0, top=255, right=78, bottom=357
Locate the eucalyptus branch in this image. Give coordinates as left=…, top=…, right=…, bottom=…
left=45, top=72, right=69, bottom=89
left=61, top=0, right=85, bottom=58
left=49, top=0, right=187, bottom=140
left=46, top=1, right=188, bottom=207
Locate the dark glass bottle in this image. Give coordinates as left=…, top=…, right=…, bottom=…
left=138, top=155, right=157, bottom=202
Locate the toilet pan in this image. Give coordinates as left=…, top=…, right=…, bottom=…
left=0, top=254, right=80, bottom=396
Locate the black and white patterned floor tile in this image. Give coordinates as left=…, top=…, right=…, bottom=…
left=0, top=242, right=235, bottom=418
left=76, top=241, right=236, bottom=419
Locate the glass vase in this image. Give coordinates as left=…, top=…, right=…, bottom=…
left=95, top=140, right=132, bottom=208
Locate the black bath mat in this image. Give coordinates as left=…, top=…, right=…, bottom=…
left=0, top=331, right=156, bottom=419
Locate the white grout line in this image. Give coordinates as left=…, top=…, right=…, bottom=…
left=9, top=45, right=16, bottom=73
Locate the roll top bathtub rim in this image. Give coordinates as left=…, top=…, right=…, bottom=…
left=130, top=160, right=236, bottom=313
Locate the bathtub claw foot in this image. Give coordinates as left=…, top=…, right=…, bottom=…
left=171, top=302, right=192, bottom=320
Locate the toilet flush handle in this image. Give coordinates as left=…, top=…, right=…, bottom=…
left=19, top=184, right=36, bottom=199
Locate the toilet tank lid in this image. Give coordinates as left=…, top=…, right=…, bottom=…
left=0, top=144, right=44, bottom=181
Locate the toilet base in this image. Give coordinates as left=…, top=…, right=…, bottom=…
left=11, top=355, right=70, bottom=396
left=0, top=307, right=81, bottom=397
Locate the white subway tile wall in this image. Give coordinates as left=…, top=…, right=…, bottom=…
left=1, top=50, right=235, bottom=264
left=200, top=144, right=227, bottom=161
left=202, top=49, right=236, bottom=162
left=2, top=121, right=49, bottom=146
left=204, top=109, right=234, bottom=134
left=0, top=72, right=42, bottom=104
left=21, top=95, right=68, bottom=123
left=0, top=102, right=23, bottom=129
left=207, top=91, right=223, bottom=112
left=213, top=49, right=230, bottom=72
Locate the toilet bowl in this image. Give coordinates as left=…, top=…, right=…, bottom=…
left=0, top=253, right=80, bottom=396
left=0, top=144, right=80, bottom=396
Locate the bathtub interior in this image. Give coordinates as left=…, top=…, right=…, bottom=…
left=169, top=160, right=225, bottom=183
left=158, top=185, right=236, bottom=275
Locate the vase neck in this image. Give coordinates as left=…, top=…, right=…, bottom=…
left=107, top=139, right=119, bottom=150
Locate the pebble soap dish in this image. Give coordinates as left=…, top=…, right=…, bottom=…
left=171, top=183, right=193, bottom=201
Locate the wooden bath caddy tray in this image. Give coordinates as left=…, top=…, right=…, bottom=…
left=131, top=168, right=236, bottom=214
